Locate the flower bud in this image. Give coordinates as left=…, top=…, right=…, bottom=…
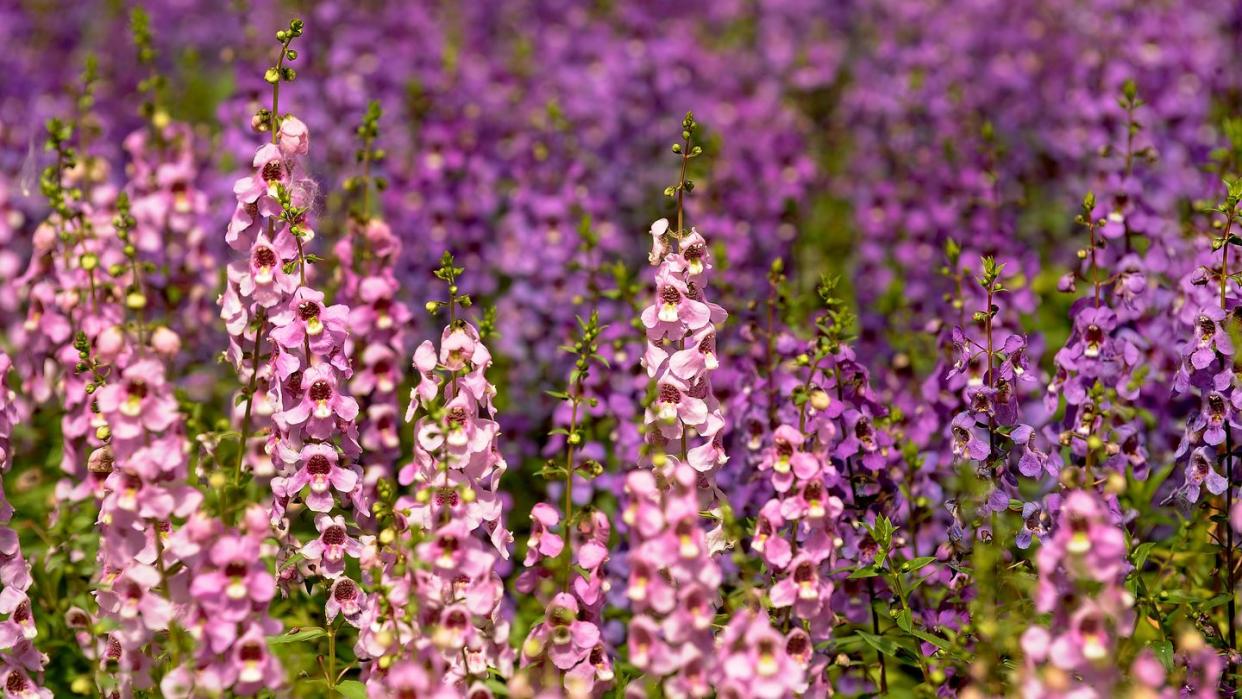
left=97, top=325, right=125, bottom=360
left=151, top=326, right=181, bottom=355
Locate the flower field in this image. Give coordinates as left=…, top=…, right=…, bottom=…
left=2, top=1, right=1242, bottom=697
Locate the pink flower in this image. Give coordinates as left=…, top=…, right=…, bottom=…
left=640, top=267, right=711, bottom=340
left=281, top=364, right=359, bottom=440
left=97, top=565, right=171, bottom=632
left=270, top=287, right=350, bottom=357
left=300, top=514, right=362, bottom=578
left=277, top=443, right=359, bottom=513
left=95, top=359, right=178, bottom=441
left=325, top=577, right=365, bottom=626
left=524, top=503, right=564, bottom=566
left=277, top=116, right=309, bottom=157
left=189, top=536, right=275, bottom=622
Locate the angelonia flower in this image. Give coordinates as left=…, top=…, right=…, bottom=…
left=8, top=5, right=1242, bottom=698
left=944, top=257, right=1049, bottom=538
left=91, top=324, right=285, bottom=696
left=0, top=353, right=51, bottom=698
left=218, top=26, right=367, bottom=601
left=715, top=602, right=807, bottom=699
left=1020, top=490, right=1133, bottom=697
left=119, top=14, right=218, bottom=352
left=354, top=254, right=513, bottom=690
left=512, top=312, right=614, bottom=696
left=332, top=102, right=411, bottom=484
left=14, top=117, right=122, bottom=494
left=625, top=114, right=727, bottom=696
left=1171, top=183, right=1242, bottom=511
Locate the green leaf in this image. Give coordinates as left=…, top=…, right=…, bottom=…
left=903, top=556, right=938, bottom=572
left=909, top=627, right=951, bottom=651
left=848, top=566, right=881, bottom=579
left=895, top=608, right=913, bottom=633
left=857, top=630, right=900, bottom=656
left=1150, top=639, right=1174, bottom=671
left=267, top=627, right=325, bottom=645
left=1131, top=542, right=1156, bottom=570
left=336, top=680, right=367, bottom=699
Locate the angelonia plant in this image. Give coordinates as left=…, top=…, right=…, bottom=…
left=8, top=5, right=1242, bottom=699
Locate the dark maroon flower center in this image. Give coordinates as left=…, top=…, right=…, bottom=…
left=683, top=242, right=704, bottom=261
left=659, top=383, right=681, bottom=404
left=444, top=609, right=468, bottom=628
left=435, top=488, right=459, bottom=507
left=225, top=561, right=248, bottom=578
left=1209, top=393, right=1227, bottom=417
left=6, top=670, right=29, bottom=692
left=793, top=561, right=816, bottom=583
left=698, top=333, right=714, bottom=353
left=447, top=406, right=468, bottom=425
left=1199, top=316, right=1217, bottom=340
left=804, top=481, right=824, bottom=502
left=309, top=380, right=333, bottom=402
left=855, top=417, right=875, bottom=446
left=787, top=633, right=809, bottom=656
left=239, top=641, right=264, bottom=662
left=298, top=301, right=321, bottom=321
left=307, top=454, right=332, bottom=475
left=261, top=161, right=284, bottom=182
left=438, top=534, right=459, bottom=555
left=333, top=579, right=358, bottom=602
left=775, top=439, right=794, bottom=458
left=660, top=285, right=681, bottom=305
left=1084, top=324, right=1103, bottom=346
left=323, top=525, right=347, bottom=546
left=127, top=380, right=148, bottom=400
left=253, top=245, right=277, bottom=268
